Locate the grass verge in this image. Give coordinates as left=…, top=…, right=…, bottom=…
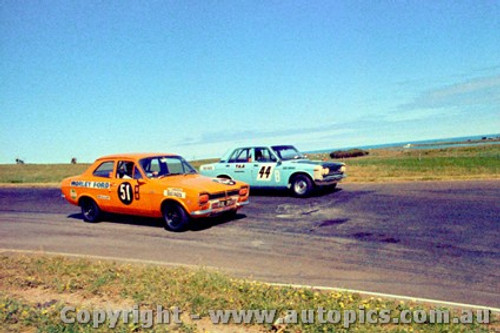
left=309, top=144, right=500, bottom=182
left=0, top=145, right=499, bottom=185
left=1, top=253, right=498, bottom=332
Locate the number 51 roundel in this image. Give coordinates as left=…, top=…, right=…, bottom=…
left=118, top=182, right=134, bottom=205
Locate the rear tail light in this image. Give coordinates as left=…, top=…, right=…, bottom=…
left=239, top=186, right=249, bottom=196
left=198, top=193, right=209, bottom=205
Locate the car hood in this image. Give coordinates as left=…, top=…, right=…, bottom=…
left=283, top=159, right=344, bottom=170
left=157, top=174, right=244, bottom=192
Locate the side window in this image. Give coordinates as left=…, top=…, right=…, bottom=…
left=228, top=148, right=251, bottom=163
left=228, top=149, right=242, bottom=163
left=116, top=161, right=134, bottom=179
left=254, top=148, right=277, bottom=162
left=93, top=161, right=115, bottom=178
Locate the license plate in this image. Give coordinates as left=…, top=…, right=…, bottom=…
left=212, top=199, right=235, bottom=210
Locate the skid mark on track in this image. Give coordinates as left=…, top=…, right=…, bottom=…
left=275, top=203, right=345, bottom=220
left=352, top=232, right=401, bottom=244
left=319, top=218, right=349, bottom=227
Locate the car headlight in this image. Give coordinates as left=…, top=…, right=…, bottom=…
left=322, top=167, right=329, bottom=175
left=340, top=165, right=346, bottom=173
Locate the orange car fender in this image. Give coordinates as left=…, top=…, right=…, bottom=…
left=159, top=197, right=191, bottom=216
left=77, top=192, right=98, bottom=206
left=60, top=182, right=92, bottom=207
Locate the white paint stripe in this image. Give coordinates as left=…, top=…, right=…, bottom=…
left=1, top=248, right=499, bottom=313
left=0, top=248, right=205, bottom=270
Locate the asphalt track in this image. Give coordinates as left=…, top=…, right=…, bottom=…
left=0, top=181, right=499, bottom=308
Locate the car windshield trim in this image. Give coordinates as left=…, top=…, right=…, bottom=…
left=271, top=145, right=305, bottom=161
left=139, top=156, right=197, bottom=179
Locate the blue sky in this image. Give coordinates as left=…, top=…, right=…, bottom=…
left=1, top=1, right=499, bottom=163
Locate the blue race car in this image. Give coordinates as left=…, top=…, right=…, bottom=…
left=199, top=145, right=346, bottom=197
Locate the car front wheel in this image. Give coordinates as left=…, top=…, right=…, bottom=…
left=162, top=202, right=190, bottom=232
left=291, top=175, right=314, bottom=197
left=80, top=198, right=101, bottom=222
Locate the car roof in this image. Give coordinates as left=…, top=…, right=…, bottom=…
left=95, top=153, right=179, bottom=162
left=228, top=145, right=297, bottom=151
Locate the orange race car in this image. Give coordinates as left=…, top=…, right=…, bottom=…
left=61, top=153, right=250, bottom=231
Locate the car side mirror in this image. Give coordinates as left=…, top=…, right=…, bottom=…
left=277, top=160, right=282, bottom=166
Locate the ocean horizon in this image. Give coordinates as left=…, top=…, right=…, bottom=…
left=307, top=133, right=500, bottom=154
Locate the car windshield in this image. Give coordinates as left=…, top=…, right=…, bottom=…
left=271, top=146, right=305, bottom=160
left=139, top=156, right=197, bottom=178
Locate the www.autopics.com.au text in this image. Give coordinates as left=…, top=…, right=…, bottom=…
left=60, top=305, right=492, bottom=329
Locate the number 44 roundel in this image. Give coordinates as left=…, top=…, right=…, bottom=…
left=256, top=164, right=275, bottom=181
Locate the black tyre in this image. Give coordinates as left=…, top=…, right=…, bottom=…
left=80, top=198, right=101, bottom=222
left=162, top=202, right=190, bottom=232
left=291, top=174, right=314, bottom=197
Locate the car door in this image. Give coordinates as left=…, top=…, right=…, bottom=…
left=250, top=147, right=282, bottom=187
left=108, top=160, right=152, bottom=216
left=84, top=160, right=116, bottom=212
left=221, top=148, right=253, bottom=183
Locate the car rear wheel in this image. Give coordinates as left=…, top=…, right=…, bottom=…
left=162, top=202, right=190, bottom=232
left=291, top=174, right=314, bottom=197
left=80, top=198, right=101, bottom=222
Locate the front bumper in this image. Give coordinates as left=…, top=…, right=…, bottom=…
left=314, top=174, right=346, bottom=186
left=191, top=199, right=249, bottom=217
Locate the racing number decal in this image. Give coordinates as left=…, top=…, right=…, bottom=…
left=256, top=164, right=275, bottom=181
left=258, top=166, right=271, bottom=178
left=118, top=182, right=133, bottom=205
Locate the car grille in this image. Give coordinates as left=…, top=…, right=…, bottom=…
left=209, top=192, right=226, bottom=200
left=208, top=189, right=240, bottom=200
left=328, top=169, right=343, bottom=177
left=227, top=189, right=239, bottom=196
left=322, top=163, right=343, bottom=176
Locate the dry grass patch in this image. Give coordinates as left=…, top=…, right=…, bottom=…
left=1, top=254, right=497, bottom=332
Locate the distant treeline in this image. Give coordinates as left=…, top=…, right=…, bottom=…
left=330, top=149, right=369, bottom=159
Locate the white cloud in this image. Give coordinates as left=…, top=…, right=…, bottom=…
left=401, top=75, right=500, bottom=110
left=388, top=107, right=460, bottom=122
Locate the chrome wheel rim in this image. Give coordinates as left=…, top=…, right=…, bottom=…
left=294, top=180, right=307, bottom=195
